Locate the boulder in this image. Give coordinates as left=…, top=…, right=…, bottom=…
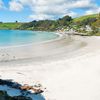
left=0, top=90, right=32, bottom=100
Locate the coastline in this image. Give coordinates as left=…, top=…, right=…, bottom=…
left=0, top=31, right=60, bottom=48
left=0, top=35, right=100, bottom=100
left=0, top=31, right=72, bottom=62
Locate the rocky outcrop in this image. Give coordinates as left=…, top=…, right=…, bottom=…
left=0, top=90, right=32, bottom=100
left=0, top=79, right=45, bottom=100
left=0, top=79, right=44, bottom=94
left=20, top=84, right=44, bottom=94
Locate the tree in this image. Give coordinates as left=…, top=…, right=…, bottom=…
left=15, top=21, right=18, bottom=23
left=58, top=15, right=72, bottom=26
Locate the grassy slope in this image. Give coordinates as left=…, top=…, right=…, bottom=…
left=0, top=14, right=99, bottom=31
left=73, top=14, right=98, bottom=22
left=0, top=23, right=22, bottom=29
left=73, top=13, right=100, bottom=36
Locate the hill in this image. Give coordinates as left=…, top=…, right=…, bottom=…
left=73, top=14, right=98, bottom=22
left=0, top=23, right=22, bottom=30
left=19, top=15, right=72, bottom=31
left=0, top=13, right=99, bottom=35
left=72, top=13, right=100, bottom=35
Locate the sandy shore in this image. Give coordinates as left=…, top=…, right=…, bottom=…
left=0, top=36, right=100, bottom=100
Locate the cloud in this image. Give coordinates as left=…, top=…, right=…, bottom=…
left=8, top=0, right=100, bottom=20
left=28, top=0, right=98, bottom=20
left=0, top=0, right=4, bottom=9
left=9, top=0, right=23, bottom=11
left=29, top=14, right=54, bottom=20
left=85, top=7, right=100, bottom=15
left=69, top=0, right=97, bottom=9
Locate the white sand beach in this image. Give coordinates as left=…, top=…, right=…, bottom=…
left=0, top=36, right=100, bottom=100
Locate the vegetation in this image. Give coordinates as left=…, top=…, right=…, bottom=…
left=19, top=15, right=73, bottom=31
left=0, top=23, right=22, bottom=30
left=73, top=13, right=100, bottom=35
left=19, top=20, right=57, bottom=31
left=0, top=13, right=99, bottom=35
left=73, top=14, right=97, bottom=22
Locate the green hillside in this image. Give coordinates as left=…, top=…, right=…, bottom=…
left=73, top=14, right=98, bottom=22
left=0, top=23, right=22, bottom=30
left=0, top=13, right=99, bottom=35
left=72, top=13, right=100, bottom=35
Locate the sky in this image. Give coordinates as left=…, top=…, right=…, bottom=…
left=0, top=0, right=100, bottom=22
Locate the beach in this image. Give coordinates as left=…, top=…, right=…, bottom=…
left=0, top=36, right=100, bottom=100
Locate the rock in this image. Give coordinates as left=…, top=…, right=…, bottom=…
left=12, top=96, right=32, bottom=100
left=0, top=79, right=44, bottom=95
left=0, top=90, right=32, bottom=100
left=20, top=84, right=33, bottom=90
left=20, top=84, right=44, bottom=94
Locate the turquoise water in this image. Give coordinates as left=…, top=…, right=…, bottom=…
left=0, top=30, right=58, bottom=46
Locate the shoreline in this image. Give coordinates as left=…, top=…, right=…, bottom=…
left=0, top=36, right=100, bottom=100
left=0, top=31, right=61, bottom=49
left=0, top=31, right=72, bottom=62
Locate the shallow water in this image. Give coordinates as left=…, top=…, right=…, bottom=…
left=0, top=30, right=58, bottom=46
